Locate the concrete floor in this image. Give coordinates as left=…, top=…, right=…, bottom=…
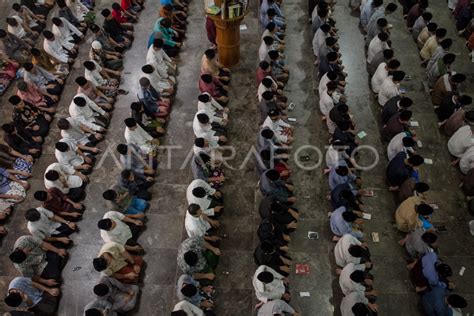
left=0, top=0, right=473, bottom=315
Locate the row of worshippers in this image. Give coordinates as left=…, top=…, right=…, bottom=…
left=2, top=0, right=145, bottom=314
left=254, top=3, right=302, bottom=316
left=171, top=47, right=231, bottom=316
left=0, top=0, right=90, bottom=311
left=0, top=0, right=94, bottom=240
left=441, top=0, right=474, bottom=62
left=356, top=1, right=470, bottom=315
left=409, top=8, right=474, bottom=208
left=0, top=0, right=143, bottom=238
left=310, top=2, right=381, bottom=315
left=82, top=2, right=196, bottom=315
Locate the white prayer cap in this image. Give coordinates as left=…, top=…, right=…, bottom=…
left=91, top=41, right=102, bottom=50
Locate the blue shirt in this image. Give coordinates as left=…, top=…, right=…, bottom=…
left=8, top=277, right=43, bottom=308
left=422, top=252, right=446, bottom=288
left=328, top=168, right=357, bottom=190
left=0, top=167, right=11, bottom=194
left=360, top=0, right=374, bottom=28
left=419, top=215, right=433, bottom=230
left=330, top=206, right=363, bottom=239
left=421, top=286, right=452, bottom=316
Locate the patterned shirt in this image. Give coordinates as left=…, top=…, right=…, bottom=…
left=177, top=237, right=206, bottom=274
left=13, top=235, right=47, bottom=277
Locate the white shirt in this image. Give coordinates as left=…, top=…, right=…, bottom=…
left=197, top=93, right=224, bottom=123
left=340, top=291, right=369, bottom=316
left=192, top=110, right=219, bottom=145
left=312, top=28, right=327, bottom=57
left=334, top=234, right=364, bottom=268
left=318, top=72, right=332, bottom=96
left=172, top=300, right=204, bottom=316
left=66, top=0, right=90, bottom=21
left=378, top=76, right=399, bottom=106
left=7, top=16, right=26, bottom=39
left=367, top=36, right=389, bottom=64
left=52, top=17, right=82, bottom=49
left=55, top=142, right=84, bottom=169
left=85, top=61, right=106, bottom=87
left=69, top=93, right=105, bottom=122
left=146, top=46, right=172, bottom=80
left=60, top=117, right=91, bottom=145
left=144, top=68, right=171, bottom=92
left=186, top=179, right=216, bottom=216
left=124, top=125, right=154, bottom=155
left=258, top=41, right=270, bottom=62
left=100, top=211, right=132, bottom=245
left=447, top=125, right=473, bottom=158
left=44, top=162, right=83, bottom=193
left=43, top=38, right=69, bottom=64
left=371, top=62, right=387, bottom=94
left=339, top=263, right=366, bottom=296
left=460, top=146, right=474, bottom=175
left=184, top=212, right=211, bottom=238
left=326, top=145, right=348, bottom=169
left=262, top=117, right=291, bottom=144
left=319, top=90, right=334, bottom=117
left=387, top=132, right=414, bottom=161
left=27, top=207, right=62, bottom=240
left=252, top=265, right=286, bottom=303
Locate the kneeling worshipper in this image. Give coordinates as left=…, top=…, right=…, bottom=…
left=199, top=73, right=229, bottom=105
left=76, top=76, right=114, bottom=111
left=124, top=118, right=159, bottom=157
left=91, top=275, right=139, bottom=313
left=257, top=299, right=299, bottom=316
left=117, top=143, right=156, bottom=176
left=102, top=188, right=149, bottom=218
left=254, top=241, right=291, bottom=277
left=177, top=236, right=220, bottom=282
left=44, top=162, right=88, bottom=202
left=0, top=166, right=28, bottom=214
left=118, top=169, right=154, bottom=200
left=137, top=77, right=171, bottom=118
left=25, top=207, right=77, bottom=241
left=421, top=290, right=467, bottom=316
left=23, top=62, right=63, bottom=97
left=340, top=292, right=378, bottom=316
left=405, top=229, right=437, bottom=260
left=330, top=206, right=364, bottom=240
left=93, top=241, right=144, bottom=284
left=334, top=233, right=372, bottom=270
left=69, top=94, right=110, bottom=130
left=201, top=49, right=230, bottom=85
left=33, top=189, right=84, bottom=221
left=193, top=111, right=227, bottom=145
left=185, top=203, right=220, bottom=239
left=386, top=153, right=424, bottom=191
left=186, top=179, right=224, bottom=217
left=57, top=117, right=104, bottom=147
left=176, top=274, right=215, bottom=311
left=146, top=38, right=177, bottom=79
left=259, top=169, right=295, bottom=204
left=54, top=141, right=94, bottom=174
left=98, top=210, right=144, bottom=253
left=339, top=263, right=377, bottom=298
left=42, top=30, right=75, bottom=65
left=9, top=234, right=67, bottom=282
left=4, top=277, right=60, bottom=314
left=252, top=265, right=290, bottom=303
